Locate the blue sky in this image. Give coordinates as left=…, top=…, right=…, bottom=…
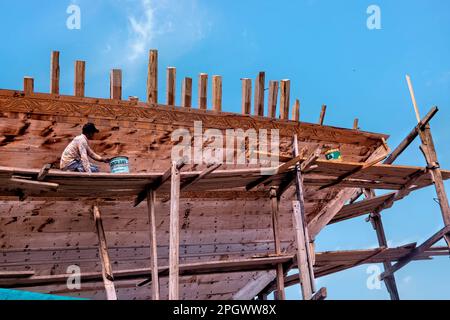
left=1, top=0, right=450, bottom=300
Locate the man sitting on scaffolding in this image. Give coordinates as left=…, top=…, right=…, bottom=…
left=60, top=123, right=110, bottom=173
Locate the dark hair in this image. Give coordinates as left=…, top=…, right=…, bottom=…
left=82, top=123, right=99, bottom=135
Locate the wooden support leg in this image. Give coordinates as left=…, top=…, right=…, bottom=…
left=418, top=125, right=450, bottom=246
left=291, top=135, right=316, bottom=299
left=147, top=189, right=160, bottom=300
left=292, top=201, right=313, bottom=300
left=364, top=190, right=400, bottom=300
left=169, top=161, right=181, bottom=300
left=270, top=187, right=286, bottom=300
left=92, top=205, right=117, bottom=300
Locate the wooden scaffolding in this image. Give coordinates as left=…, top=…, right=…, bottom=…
left=0, top=50, right=449, bottom=300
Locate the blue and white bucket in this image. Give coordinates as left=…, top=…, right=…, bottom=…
left=109, top=156, right=130, bottom=174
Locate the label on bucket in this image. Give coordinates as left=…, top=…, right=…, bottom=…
left=110, top=157, right=130, bottom=174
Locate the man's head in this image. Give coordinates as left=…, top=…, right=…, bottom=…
left=82, top=123, right=99, bottom=140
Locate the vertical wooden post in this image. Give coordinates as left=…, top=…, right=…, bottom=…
left=147, top=49, right=158, bottom=104
left=292, top=201, right=313, bottom=300
left=319, top=105, right=327, bottom=125
left=292, top=135, right=316, bottom=300
left=166, top=67, right=176, bottom=106
left=50, top=51, right=60, bottom=94
left=147, top=189, right=160, bottom=300
left=280, top=80, right=290, bottom=120
left=92, top=205, right=117, bottom=300
left=270, top=187, right=286, bottom=300
left=292, top=99, right=300, bottom=122
left=110, top=69, right=122, bottom=100
left=23, top=77, right=34, bottom=95
left=364, top=189, right=400, bottom=300
left=169, top=161, right=181, bottom=300
left=254, top=72, right=265, bottom=116
left=74, top=60, right=86, bottom=97
left=419, top=126, right=450, bottom=245
left=198, top=73, right=208, bottom=110
left=241, top=78, right=252, bottom=115
left=212, top=75, right=222, bottom=112
left=268, top=81, right=279, bottom=118
left=182, top=77, right=192, bottom=108
left=353, top=118, right=359, bottom=130
left=404, top=77, right=450, bottom=246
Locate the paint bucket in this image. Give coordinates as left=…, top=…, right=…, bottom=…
left=109, top=156, right=130, bottom=174
left=325, top=149, right=342, bottom=161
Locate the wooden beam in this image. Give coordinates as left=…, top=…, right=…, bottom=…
left=3, top=256, right=293, bottom=289
left=319, top=105, right=327, bottom=125
left=50, top=51, right=60, bottom=94
left=198, top=73, right=208, bottom=110
left=74, top=60, right=85, bottom=97
left=319, top=155, right=387, bottom=190
left=37, top=164, right=52, bottom=181
left=0, top=271, right=34, bottom=279
left=270, top=187, right=285, bottom=300
left=181, top=77, right=192, bottom=108
left=380, top=225, right=450, bottom=280
left=147, top=189, right=160, bottom=300
left=92, top=205, right=117, bottom=300
left=233, top=271, right=277, bottom=300
left=110, top=69, right=122, bottom=100
left=292, top=99, right=300, bottom=122
left=23, top=77, right=34, bottom=95
left=212, top=75, right=222, bottom=112
left=147, top=49, right=158, bottom=104
left=180, top=163, right=221, bottom=191
left=353, top=118, right=359, bottom=130
left=279, top=80, right=290, bottom=120
left=10, top=177, right=58, bottom=191
left=166, top=67, right=176, bottom=106
left=254, top=72, right=265, bottom=116
left=268, top=81, right=279, bottom=118
left=134, top=158, right=186, bottom=207
left=311, top=287, right=327, bottom=300
left=241, top=78, right=252, bottom=115
left=384, top=106, right=438, bottom=164
left=406, top=75, right=421, bottom=122
left=169, top=161, right=181, bottom=300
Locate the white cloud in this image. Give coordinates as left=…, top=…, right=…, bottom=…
left=125, top=0, right=212, bottom=62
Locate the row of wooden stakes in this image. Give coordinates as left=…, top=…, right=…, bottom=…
left=21, top=50, right=356, bottom=127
